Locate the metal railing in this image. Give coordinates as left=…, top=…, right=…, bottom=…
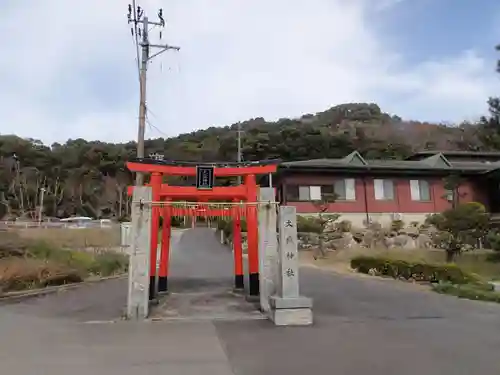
left=0, top=220, right=115, bottom=229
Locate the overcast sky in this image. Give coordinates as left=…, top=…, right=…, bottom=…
left=0, top=0, right=499, bottom=145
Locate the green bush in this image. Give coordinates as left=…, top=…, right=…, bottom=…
left=158, top=215, right=185, bottom=228
left=88, top=252, right=128, bottom=276
left=432, top=282, right=500, bottom=303
left=217, top=219, right=228, bottom=231
left=26, top=240, right=127, bottom=277
left=486, top=230, right=500, bottom=252
left=217, top=218, right=248, bottom=240
left=350, top=256, right=483, bottom=285
left=297, top=216, right=322, bottom=233
left=391, top=219, right=405, bottom=232
left=27, top=241, right=95, bottom=271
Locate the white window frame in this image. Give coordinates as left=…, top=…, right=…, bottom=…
left=297, top=186, right=322, bottom=201
left=310, top=186, right=322, bottom=200
left=374, top=179, right=394, bottom=200
left=298, top=186, right=310, bottom=201
left=410, top=180, right=431, bottom=201
left=334, top=178, right=356, bottom=201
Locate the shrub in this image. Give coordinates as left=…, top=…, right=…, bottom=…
left=216, top=218, right=248, bottom=241
left=159, top=215, right=186, bottom=228
left=350, top=256, right=483, bottom=285
left=217, top=219, right=228, bottom=231
left=88, top=252, right=128, bottom=276
left=486, top=229, right=500, bottom=252
left=390, top=219, right=405, bottom=232
left=297, top=216, right=322, bottom=233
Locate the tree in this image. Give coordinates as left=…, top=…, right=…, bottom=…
left=311, top=193, right=339, bottom=259
left=442, top=174, right=466, bottom=209
left=0, top=100, right=492, bottom=220
left=477, top=45, right=500, bottom=150
left=426, top=202, right=490, bottom=262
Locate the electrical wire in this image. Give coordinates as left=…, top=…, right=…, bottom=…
left=131, top=0, right=141, bottom=82
left=145, top=108, right=169, bottom=138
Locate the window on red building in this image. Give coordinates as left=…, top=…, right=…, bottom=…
left=286, top=185, right=322, bottom=201
left=410, top=180, right=431, bottom=201
left=374, top=179, right=394, bottom=200
left=333, top=178, right=356, bottom=200
left=286, top=185, right=299, bottom=200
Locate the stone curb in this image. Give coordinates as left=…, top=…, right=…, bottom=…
left=0, top=274, right=127, bottom=302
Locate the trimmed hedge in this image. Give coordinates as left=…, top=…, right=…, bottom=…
left=297, top=216, right=322, bottom=234
left=350, top=256, right=483, bottom=285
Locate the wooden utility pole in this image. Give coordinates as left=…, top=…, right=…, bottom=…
left=128, top=3, right=180, bottom=186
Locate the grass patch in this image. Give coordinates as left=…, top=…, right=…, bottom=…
left=15, top=227, right=121, bottom=249
left=432, top=283, right=500, bottom=303
left=0, top=231, right=128, bottom=293
left=0, top=258, right=83, bottom=292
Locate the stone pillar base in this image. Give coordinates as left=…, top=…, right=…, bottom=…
left=269, top=296, right=313, bottom=326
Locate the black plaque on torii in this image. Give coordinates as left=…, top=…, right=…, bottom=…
left=196, top=165, right=214, bottom=190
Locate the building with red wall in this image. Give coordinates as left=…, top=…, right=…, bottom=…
left=271, top=151, right=500, bottom=226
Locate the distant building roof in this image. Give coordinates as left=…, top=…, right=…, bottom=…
left=279, top=150, right=500, bottom=175
left=407, top=150, right=500, bottom=161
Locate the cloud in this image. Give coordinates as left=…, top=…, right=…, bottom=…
left=0, top=0, right=497, bottom=145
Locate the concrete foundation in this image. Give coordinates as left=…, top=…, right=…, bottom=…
left=269, top=296, right=313, bottom=326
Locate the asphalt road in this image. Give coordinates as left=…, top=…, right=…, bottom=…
left=1, top=228, right=500, bottom=374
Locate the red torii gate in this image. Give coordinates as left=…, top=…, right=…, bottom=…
left=127, top=159, right=278, bottom=301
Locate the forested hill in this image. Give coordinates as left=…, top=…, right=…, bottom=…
left=1, top=100, right=500, bottom=220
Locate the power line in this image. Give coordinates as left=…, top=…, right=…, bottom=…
left=146, top=115, right=169, bottom=138
left=145, top=106, right=170, bottom=137
left=127, top=3, right=180, bottom=186
left=129, top=1, right=141, bottom=82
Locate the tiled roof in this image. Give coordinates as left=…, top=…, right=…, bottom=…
left=407, top=150, right=500, bottom=160
left=280, top=151, right=500, bottom=173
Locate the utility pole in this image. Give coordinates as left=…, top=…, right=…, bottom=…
left=38, top=188, right=45, bottom=226
left=128, top=4, right=180, bottom=186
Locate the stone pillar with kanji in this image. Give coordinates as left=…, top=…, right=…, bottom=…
left=269, top=206, right=313, bottom=326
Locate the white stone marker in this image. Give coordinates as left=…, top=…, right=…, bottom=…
left=126, top=187, right=152, bottom=320
left=258, top=188, right=278, bottom=313
left=270, top=206, right=313, bottom=326
left=120, top=221, right=132, bottom=252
